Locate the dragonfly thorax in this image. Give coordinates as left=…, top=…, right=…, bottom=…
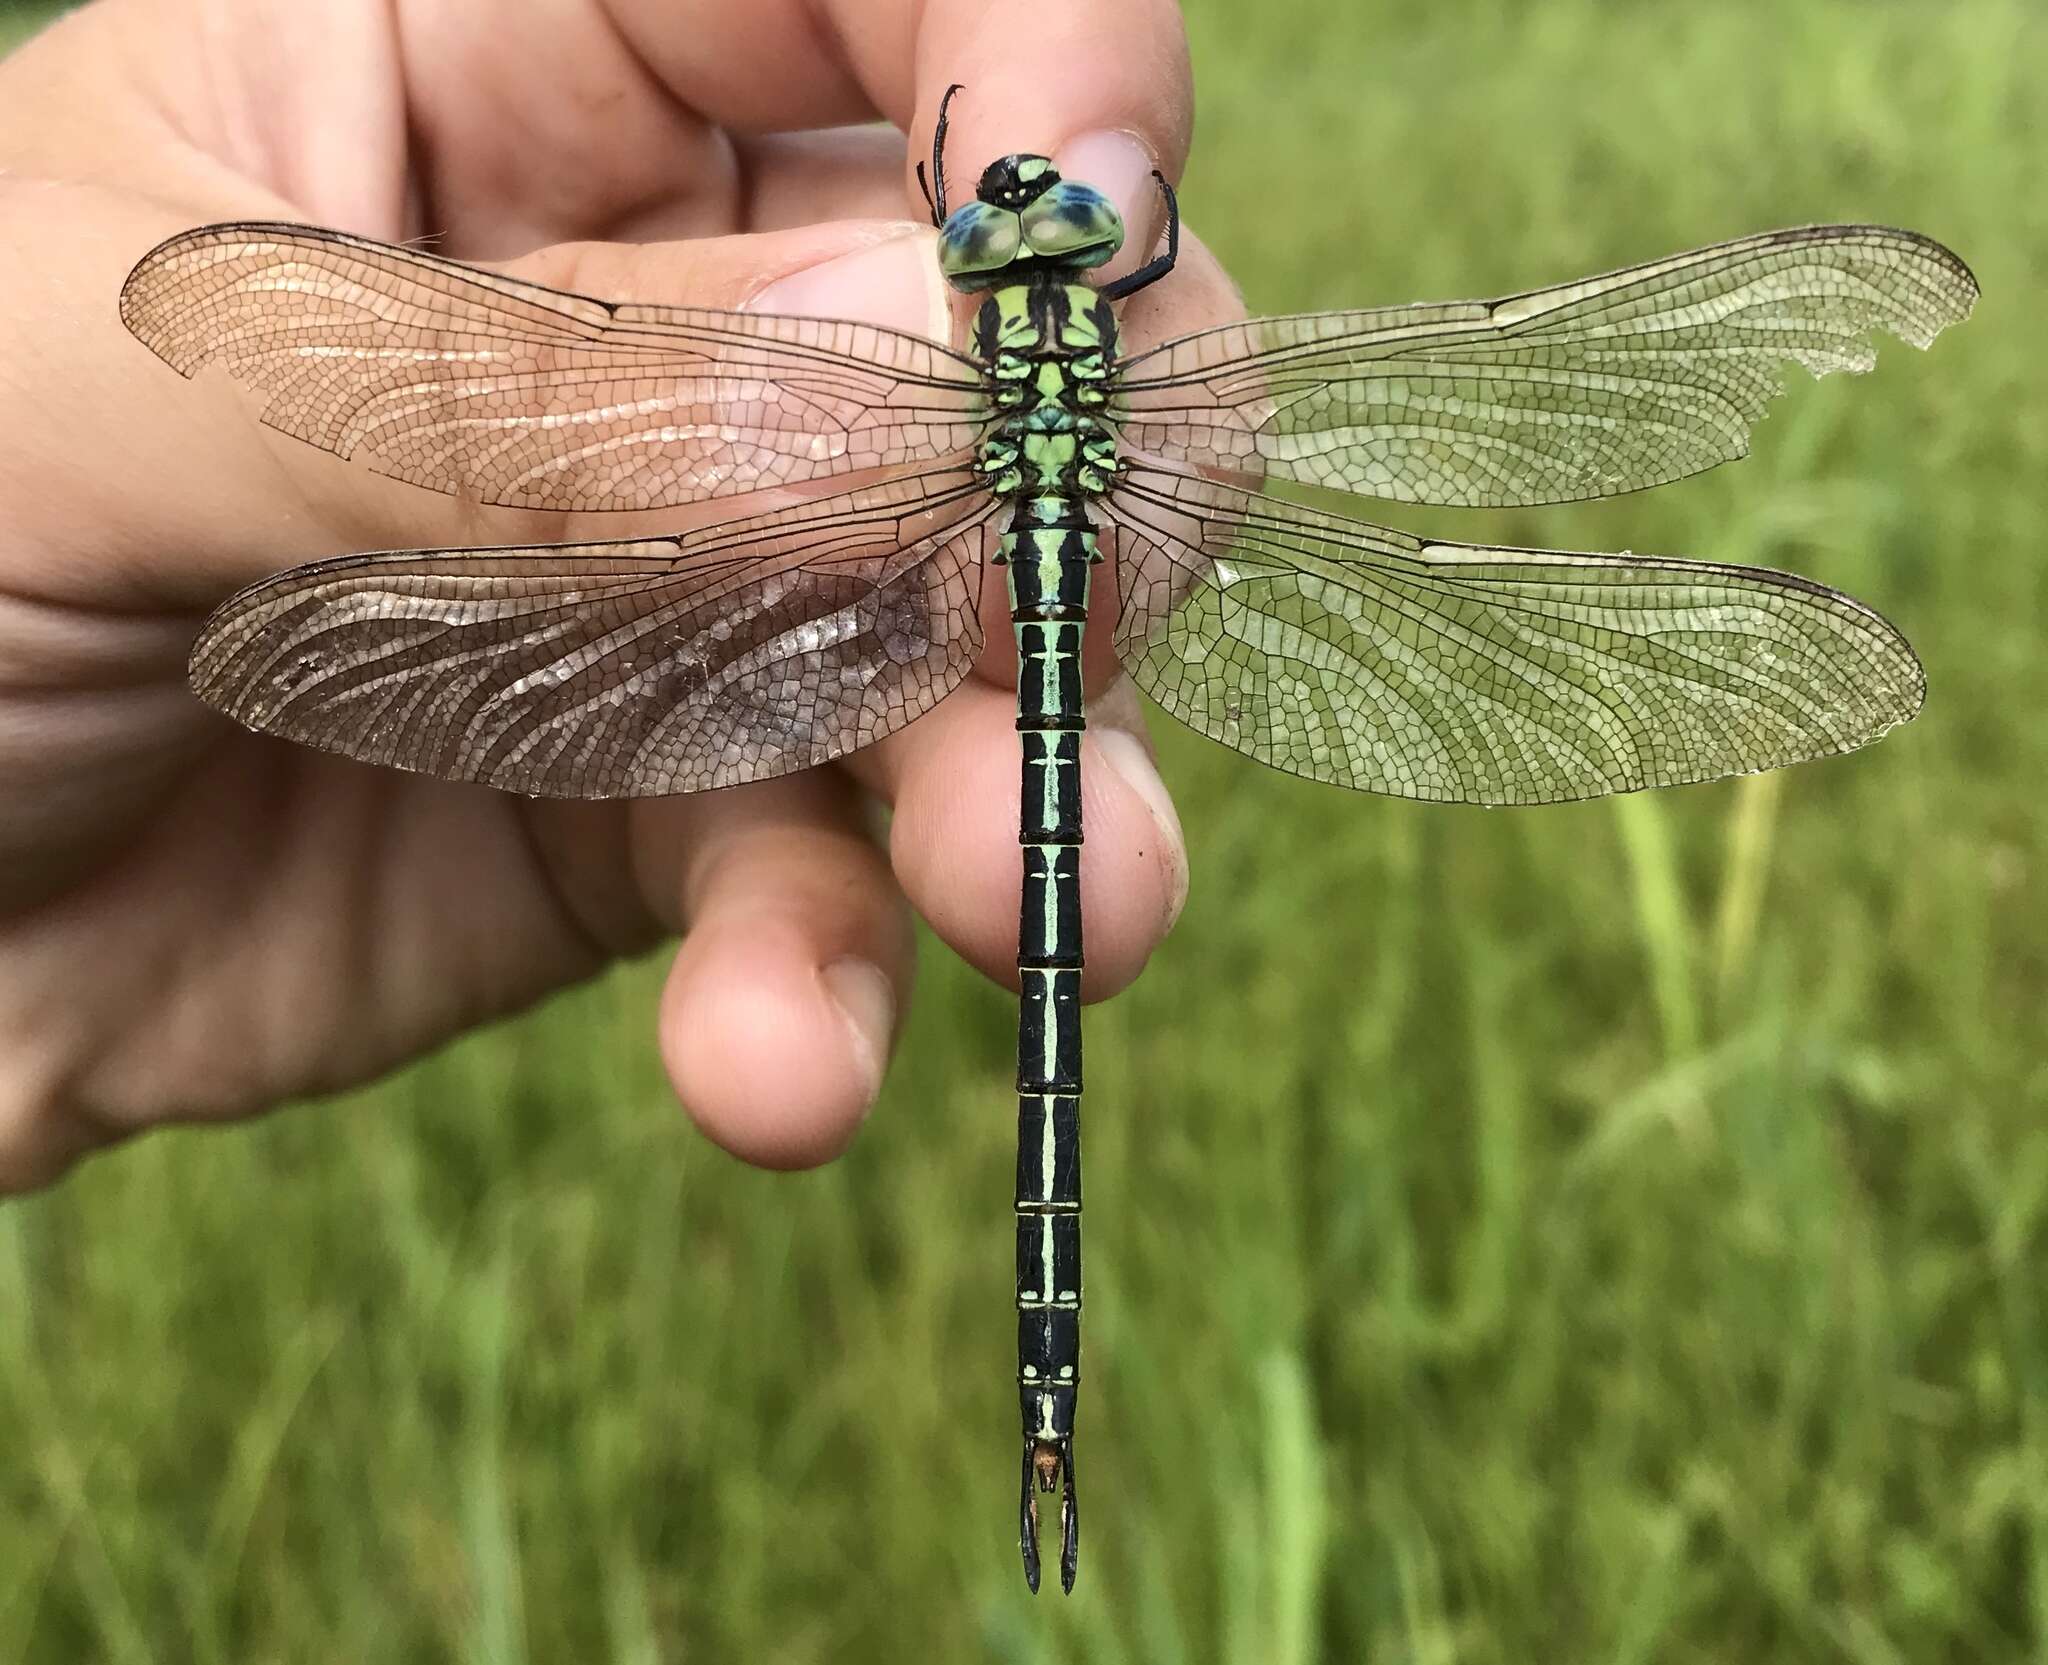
left=971, top=281, right=1118, bottom=392
left=971, top=278, right=1122, bottom=499
left=977, top=406, right=1118, bottom=499
left=938, top=155, right=1125, bottom=293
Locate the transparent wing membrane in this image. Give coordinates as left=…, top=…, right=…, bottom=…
left=1106, top=467, right=1923, bottom=805
left=123, top=223, right=990, bottom=511
left=1113, top=226, right=1976, bottom=508
left=143, top=220, right=1959, bottom=809
left=190, top=469, right=994, bottom=796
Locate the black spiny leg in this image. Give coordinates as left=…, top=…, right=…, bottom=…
left=1099, top=172, right=1181, bottom=301
left=916, top=82, right=966, bottom=226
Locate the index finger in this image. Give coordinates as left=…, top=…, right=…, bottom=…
left=605, top=0, right=1193, bottom=277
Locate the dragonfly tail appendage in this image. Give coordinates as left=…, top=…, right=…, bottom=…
left=1018, top=1436, right=1080, bottom=1596
left=1058, top=1439, right=1079, bottom=1592
left=1020, top=1439, right=1043, bottom=1593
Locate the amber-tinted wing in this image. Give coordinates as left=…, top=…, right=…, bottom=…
left=1112, top=226, right=1975, bottom=508
left=1105, top=467, right=1921, bottom=805
left=190, top=469, right=994, bottom=797
left=122, top=222, right=989, bottom=511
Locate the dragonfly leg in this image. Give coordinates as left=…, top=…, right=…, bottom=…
left=1098, top=172, right=1180, bottom=301
left=919, top=82, right=966, bottom=226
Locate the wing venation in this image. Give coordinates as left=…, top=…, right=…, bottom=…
left=1112, top=225, right=1976, bottom=508
left=123, top=222, right=989, bottom=512
left=1105, top=466, right=1923, bottom=804
left=190, top=468, right=994, bottom=796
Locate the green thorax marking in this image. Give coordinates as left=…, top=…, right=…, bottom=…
left=974, top=280, right=1119, bottom=409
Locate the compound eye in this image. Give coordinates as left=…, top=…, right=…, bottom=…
left=1019, top=181, right=1124, bottom=270
left=938, top=202, right=1023, bottom=290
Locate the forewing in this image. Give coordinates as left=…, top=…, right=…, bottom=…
left=1106, top=467, right=1922, bottom=805
left=1113, top=226, right=1975, bottom=507
left=123, top=222, right=989, bottom=511
left=190, top=469, right=994, bottom=797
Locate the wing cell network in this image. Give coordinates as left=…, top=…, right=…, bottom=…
left=190, top=469, right=995, bottom=797
left=1106, top=467, right=1923, bottom=805
left=1112, top=226, right=1976, bottom=508
left=122, top=223, right=990, bottom=511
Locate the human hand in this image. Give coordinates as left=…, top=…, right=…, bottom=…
left=0, top=0, right=1238, bottom=1190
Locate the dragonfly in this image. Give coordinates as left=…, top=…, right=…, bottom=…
left=119, top=85, right=1975, bottom=1595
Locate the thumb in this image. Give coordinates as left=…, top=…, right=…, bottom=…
left=515, top=216, right=948, bottom=343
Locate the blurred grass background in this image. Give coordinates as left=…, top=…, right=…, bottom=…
left=3, top=0, right=2043, bottom=1659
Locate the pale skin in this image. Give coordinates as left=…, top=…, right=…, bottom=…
left=0, top=0, right=1245, bottom=1192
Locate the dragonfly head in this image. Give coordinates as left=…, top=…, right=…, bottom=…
left=937, top=154, right=1126, bottom=292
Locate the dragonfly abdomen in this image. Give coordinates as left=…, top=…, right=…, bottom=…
left=1002, top=488, right=1092, bottom=1597
left=981, top=272, right=1120, bottom=1597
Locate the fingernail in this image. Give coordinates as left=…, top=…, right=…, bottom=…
left=821, top=958, right=895, bottom=1110
left=1056, top=130, right=1160, bottom=274
left=750, top=226, right=949, bottom=343
left=1093, top=725, right=1190, bottom=935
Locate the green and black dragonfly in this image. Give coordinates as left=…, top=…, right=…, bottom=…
left=120, top=86, right=1974, bottom=1593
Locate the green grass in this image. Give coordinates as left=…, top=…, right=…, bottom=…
left=5, top=0, right=2046, bottom=1658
